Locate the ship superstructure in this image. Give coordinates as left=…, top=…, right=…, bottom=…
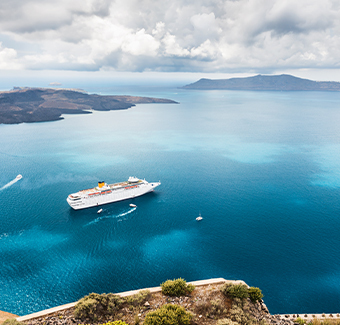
left=67, top=176, right=160, bottom=210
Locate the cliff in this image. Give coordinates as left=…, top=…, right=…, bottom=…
left=4, top=278, right=338, bottom=325
left=14, top=279, right=294, bottom=325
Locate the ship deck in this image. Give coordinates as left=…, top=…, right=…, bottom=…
left=77, top=180, right=143, bottom=195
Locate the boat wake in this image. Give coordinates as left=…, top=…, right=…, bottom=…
left=84, top=207, right=137, bottom=226
left=0, top=175, right=22, bottom=191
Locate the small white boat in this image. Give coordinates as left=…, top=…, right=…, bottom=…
left=97, top=208, right=103, bottom=214
left=129, top=204, right=137, bottom=208
left=196, top=213, right=203, bottom=221
left=16, top=174, right=22, bottom=180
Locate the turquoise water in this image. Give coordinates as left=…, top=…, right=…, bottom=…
left=1, top=85, right=340, bottom=315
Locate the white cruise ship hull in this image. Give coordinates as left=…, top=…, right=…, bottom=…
left=67, top=178, right=160, bottom=210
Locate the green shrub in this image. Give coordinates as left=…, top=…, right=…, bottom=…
left=126, top=289, right=151, bottom=306
left=220, top=283, right=249, bottom=300
left=143, top=304, right=193, bottom=325
left=248, top=287, right=264, bottom=303
left=295, top=317, right=306, bottom=325
left=100, top=320, right=129, bottom=325
left=3, top=319, right=24, bottom=325
left=228, top=302, right=256, bottom=325
left=74, top=292, right=123, bottom=320
left=161, top=278, right=195, bottom=297
left=187, top=283, right=195, bottom=293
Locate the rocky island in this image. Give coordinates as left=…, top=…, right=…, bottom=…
left=182, top=74, right=340, bottom=91
left=0, top=87, right=178, bottom=124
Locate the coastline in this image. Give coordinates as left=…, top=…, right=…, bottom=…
left=0, top=87, right=178, bottom=124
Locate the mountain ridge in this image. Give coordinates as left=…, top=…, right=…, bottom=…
left=182, top=74, right=340, bottom=91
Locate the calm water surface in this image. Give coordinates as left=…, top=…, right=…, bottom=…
left=1, top=85, right=340, bottom=315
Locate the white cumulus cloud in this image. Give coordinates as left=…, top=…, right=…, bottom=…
left=122, top=29, right=159, bottom=56
left=0, top=42, right=22, bottom=69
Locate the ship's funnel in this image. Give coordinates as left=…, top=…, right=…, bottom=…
left=98, top=181, right=105, bottom=188
left=128, top=176, right=139, bottom=183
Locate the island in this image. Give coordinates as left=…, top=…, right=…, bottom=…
left=0, top=87, right=178, bottom=124
left=182, top=74, right=340, bottom=91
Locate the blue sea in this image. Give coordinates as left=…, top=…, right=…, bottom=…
left=1, top=79, right=340, bottom=316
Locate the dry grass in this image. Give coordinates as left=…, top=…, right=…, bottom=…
left=20, top=284, right=234, bottom=325
left=0, top=311, right=18, bottom=325
left=309, top=319, right=340, bottom=325
left=114, top=284, right=232, bottom=325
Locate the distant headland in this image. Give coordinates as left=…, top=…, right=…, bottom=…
left=182, top=74, right=340, bottom=91
left=0, top=87, right=178, bottom=124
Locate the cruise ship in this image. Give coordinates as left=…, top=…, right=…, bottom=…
left=66, top=177, right=161, bottom=210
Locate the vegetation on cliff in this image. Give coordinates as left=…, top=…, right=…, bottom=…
left=161, top=278, right=195, bottom=297
left=70, top=279, right=270, bottom=325
left=7, top=279, right=340, bottom=325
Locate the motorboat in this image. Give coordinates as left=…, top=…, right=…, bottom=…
left=196, top=213, right=203, bottom=221
left=129, top=204, right=137, bottom=208
left=97, top=208, right=103, bottom=214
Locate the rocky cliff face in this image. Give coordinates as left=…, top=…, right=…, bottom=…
left=19, top=299, right=295, bottom=325
left=247, top=300, right=294, bottom=325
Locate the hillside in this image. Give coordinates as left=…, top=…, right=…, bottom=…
left=0, top=87, right=177, bottom=124
left=182, top=74, right=340, bottom=91
left=14, top=279, right=293, bottom=325
left=4, top=278, right=339, bottom=325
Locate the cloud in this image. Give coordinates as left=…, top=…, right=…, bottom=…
left=162, top=33, right=190, bottom=57
left=0, top=42, right=22, bottom=69
left=265, top=0, right=334, bottom=35
left=121, top=29, right=159, bottom=56
left=0, top=0, right=339, bottom=72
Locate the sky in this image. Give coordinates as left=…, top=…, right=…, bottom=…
left=0, top=0, right=340, bottom=81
